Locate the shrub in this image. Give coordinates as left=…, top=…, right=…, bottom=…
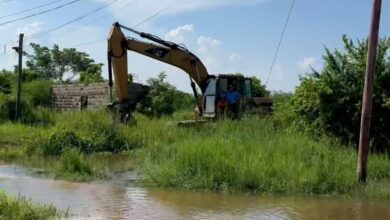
left=137, top=72, right=176, bottom=117
left=0, top=95, right=36, bottom=123
left=40, top=128, right=86, bottom=156
left=84, top=121, right=128, bottom=153
left=60, top=148, right=93, bottom=176
left=291, top=36, right=390, bottom=152
left=37, top=112, right=130, bottom=155
left=0, top=72, right=12, bottom=95
left=23, top=80, right=52, bottom=107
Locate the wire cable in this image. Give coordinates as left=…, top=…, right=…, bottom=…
left=26, top=0, right=122, bottom=39
left=0, top=0, right=65, bottom=19
left=59, top=0, right=138, bottom=35
left=133, top=0, right=178, bottom=28
left=0, top=0, right=81, bottom=26
left=265, top=0, right=296, bottom=86
left=74, top=0, right=178, bottom=47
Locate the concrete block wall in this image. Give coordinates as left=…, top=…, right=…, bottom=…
left=51, top=83, right=110, bottom=110
left=51, top=82, right=149, bottom=111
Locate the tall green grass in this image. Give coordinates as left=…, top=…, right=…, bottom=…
left=142, top=117, right=390, bottom=197
left=0, top=192, right=60, bottom=220
left=1, top=110, right=389, bottom=198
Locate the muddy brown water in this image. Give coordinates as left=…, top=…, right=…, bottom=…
left=1, top=165, right=390, bottom=220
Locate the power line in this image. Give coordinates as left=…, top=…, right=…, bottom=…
left=74, top=0, right=179, bottom=47
left=133, top=0, right=178, bottom=28
left=265, top=0, right=296, bottom=86
left=0, top=0, right=81, bottom=26
left=59, top=0, right=138, bottom=35
left=0, top=0, right=65, bottom=19
left=73, top=38, right=106, bottom=47
left=26, top=0, right=122, bottom=39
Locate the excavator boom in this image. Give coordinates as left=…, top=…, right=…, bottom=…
left=108, top=22, right=209, bottom=106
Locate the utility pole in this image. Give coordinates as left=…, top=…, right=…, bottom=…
left=357, top=0, right=382, bottom=184
left=13, top=33, right=24, bottom=121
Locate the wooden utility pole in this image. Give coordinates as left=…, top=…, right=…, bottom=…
left=14, top=33, right=24, bottom=120
left=357, top=0, right=382, bottom=184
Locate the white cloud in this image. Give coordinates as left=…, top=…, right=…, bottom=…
left=196, top=36, right=221, bottom=54
left=298, top=56, right=322, bottom=71
left=164, top=24, right=194, bottom=43
left=16, top=21, right=44, bottom=36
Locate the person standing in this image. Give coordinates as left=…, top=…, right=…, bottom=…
left=226, top=85, right=240, bottom=119
left=217, top=93, right=228, bottom=119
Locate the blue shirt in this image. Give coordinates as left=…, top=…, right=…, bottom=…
left=226, top=91, right=240, bottom=104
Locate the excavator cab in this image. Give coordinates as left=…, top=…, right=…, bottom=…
left=202, top=75, right=254, bottom=118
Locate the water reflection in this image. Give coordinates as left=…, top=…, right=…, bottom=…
left=0, top=165, right=389, bottom=220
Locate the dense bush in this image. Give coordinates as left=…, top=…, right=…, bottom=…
left=35, top=112, right=130, bottom=155
left=0, top=71, right=12, bottom=95
left=291, top=36, right=390, bottom=152
left=137, top=72, right=176, bottom=117
left=0, top=73, right=53, bottom=124
left=23, top=80, right=52, bottom=107
left=40, top=128, right=85, bottom=156
left=0, top=96, right=34, bottom=123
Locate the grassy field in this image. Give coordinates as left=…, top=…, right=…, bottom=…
left=0, top=192, right=60, bottom=220
left=0, top=110, right=389, bottom=199
left=141, top=117, right=390, bottom=198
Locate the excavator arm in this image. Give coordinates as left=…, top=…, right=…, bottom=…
left=107, top=23, right=209, bottom=119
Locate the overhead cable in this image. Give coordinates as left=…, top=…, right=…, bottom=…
left=265, top=0, right=296, bottom=86
left=26, top=0, right=123, bottom=39
left=0, top=0, right=81, bottom=26
left=0, top=0, right=65, bottom=19
left=74, top=0, right=178, bottom=47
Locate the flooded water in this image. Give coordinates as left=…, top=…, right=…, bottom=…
left=1, top=165, right=390, bottom=220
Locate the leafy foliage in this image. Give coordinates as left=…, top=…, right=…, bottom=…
left=79, top=64, right=104, bottom=83
left=251, top=76, right=269, bottom=97
left=291, top=36, right=390, bottom=152
left=23, top=80, right=53, bottom=107
left=0, top=70, right=12, bottom=95
left=26, top=43, right=103, bottom=83
left=137, top=72, right=176, bottom=117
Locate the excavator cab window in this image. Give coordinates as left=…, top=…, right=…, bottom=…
left=203, top=78, right=217, bottom=118
left=214, top=76, right=254, bottom=117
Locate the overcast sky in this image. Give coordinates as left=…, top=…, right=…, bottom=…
left=0, top=0, right=389, bottom=92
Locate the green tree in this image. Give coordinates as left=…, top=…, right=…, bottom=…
left=172, top=90, right=194, bottom=111
left=27, top=43, right=103, bottom=83
left=251, top=76, right=269, bottom=97
left=79, top=64, right=104, bottom=83
left=137, top=72, right=176, bottom=117
left=291, top=35, right=390, bottom=152
left=0, top=70, right=12, bottom=94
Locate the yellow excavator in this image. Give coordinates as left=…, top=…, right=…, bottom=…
left=107, top=22, right=272, bottom=123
